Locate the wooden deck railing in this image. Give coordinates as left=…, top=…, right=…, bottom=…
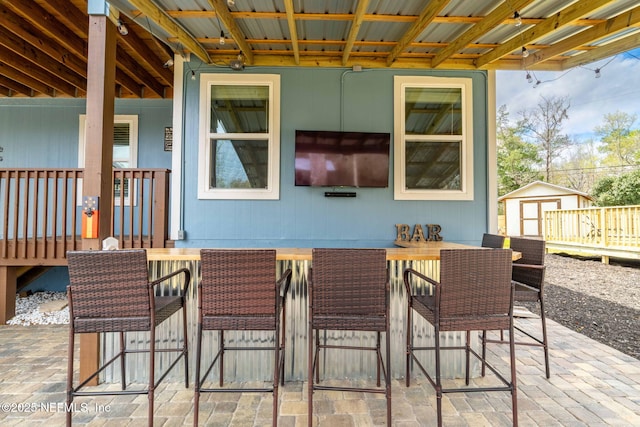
left=544, top=205, right=640, bottom=261
left=0, top=168, right=171, bottom=266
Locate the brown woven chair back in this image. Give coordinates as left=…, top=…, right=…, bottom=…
left=200, top=249, right=277, bottom=317
left=509, top=236, right=545, bottom=287
left=481, top=233, right=505, bottom=249
left=311, top=248, right=387, bottom=318
left=67, top=249, right=151, bottom=319
left=438, top=249, right=512, bottom=321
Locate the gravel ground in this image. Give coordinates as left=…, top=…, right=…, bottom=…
left=8, top=253, right=640, bottom=360
left=538, top=253, right=640, bottom=360
left=7, top=291, right=69, bottom=326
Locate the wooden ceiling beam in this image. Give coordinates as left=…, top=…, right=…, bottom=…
left=159, top=9, right=603, bottom=27
left=0, top=75, right=32, bottom=96
left=43, top=0, right=89, bottom=35
left=114, top=68, right=145, bottom=98
left=127, top=0, right=211, bottom=64
left=0, top=4, right=87, bottom=77
left=115, top=46, right=166, bottom=97
left=475, top=0, right=614, bottom=68
left=3, top=0, right=86, bottom=56
left=117, top=16, right=174, bottom=86
left=562, top=30, right=640, bottom=69
left=386, top=0, right=450, bottom=66
left=431, top=0, right=534, bottom=68
left=208, top=0, right=253, bottom=64
left=0, top=25, right=86, bottom=92
left=525, top=4, right=640, bottom=68
left=0, top=85, right=11, bottom=97
left=283, top=0, right=300, bottom=65
left=342, top=0, right=370, bottom=66
left=0, top=45, right=79, bottom=96
left=0, top=62, right=55, bottom=97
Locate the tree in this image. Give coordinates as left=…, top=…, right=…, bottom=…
left=594, top=111, right=639, bottom=166
left=551, top=139, right=601, bottom=193
left=592, top=169, right=640, bottom=206
left=496, top=105, right=543, bottom=195
left=519, top=95, right=572, bottom=181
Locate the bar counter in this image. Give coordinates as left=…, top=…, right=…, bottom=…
left=144, top=241, right=489, bottom=262
left=102, top=243, right=518, bottom=383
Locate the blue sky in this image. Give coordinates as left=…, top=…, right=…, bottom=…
left=496, top=50, right=640, bottom=142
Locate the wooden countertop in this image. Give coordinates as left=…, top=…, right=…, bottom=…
left=147, top=242, right=520, bottom=261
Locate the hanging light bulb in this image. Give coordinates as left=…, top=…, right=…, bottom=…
left=219, top=30, right=225, bottom=45
left=513, top=11, right=522, bottom=27
left=117, top=19, right=128, bottom=36
left=191, top=70, right=196, bottom=81
left=526, top=72, right=533, bottom=83
left=521, top=47, right=530, bottom=58
left=227, top=0, right=235, bottom=6
left=595, top=68, right=601, bottom=78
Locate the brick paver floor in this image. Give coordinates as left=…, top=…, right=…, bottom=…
left=1, top=318, right=639, bottom=426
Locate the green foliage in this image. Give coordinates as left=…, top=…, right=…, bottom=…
left=594, top=111, right=639, bottom=166
left=496, top=105, right=543, bottom=195
left=592, top=170, right=640, bottom=206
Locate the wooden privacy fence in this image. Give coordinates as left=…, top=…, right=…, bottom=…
left=544, top=205, right=640, bottom=262
left=0, top=168, right=171, bottom=265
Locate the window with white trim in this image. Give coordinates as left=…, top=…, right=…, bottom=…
left=78, top=115, right=138, bottom=205
left=394, top=76, right=474, bottom=200
left=198, top=74, right=280, bottom=200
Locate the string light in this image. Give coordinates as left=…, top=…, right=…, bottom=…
left=191, top=70, right=196, bottom=80
left=513, top=11, right=522, bottom=27
left=521, top=46, right=530, bottom=58
left=578, top=56, right=616, bottom=80
left=526, top=72, right=533, bottom=83
left=219, top=30, right=225, bottom=45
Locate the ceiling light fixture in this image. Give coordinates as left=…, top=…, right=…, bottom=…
left=219, top=30, right=225, bottom=45
left=117, top=19, right=128, bottom=36
left=521, top=46, right=530, bottom=58
left=595, top=68, right=601, bottom=78
left=513, top=11, right=522, bottom=27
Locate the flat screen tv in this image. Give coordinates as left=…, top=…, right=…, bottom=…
left=294, top=130, right=391, bottom=188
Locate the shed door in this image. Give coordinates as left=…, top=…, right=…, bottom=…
left=520, top=199, right=561, bottom=236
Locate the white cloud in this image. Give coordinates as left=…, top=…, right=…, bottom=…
left=496, top=54, right=640, bottom=141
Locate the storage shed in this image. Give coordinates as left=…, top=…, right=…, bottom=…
left=499, top=181, right=593, bottom=237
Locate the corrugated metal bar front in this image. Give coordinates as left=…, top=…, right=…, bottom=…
left=101, top=258, right=480, bottom=383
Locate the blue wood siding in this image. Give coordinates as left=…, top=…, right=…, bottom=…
left=179, top=66, right=490, bottom=248
left=0, top=98, right=173, bottom=169
left=0, top=98, right=173, bottom=238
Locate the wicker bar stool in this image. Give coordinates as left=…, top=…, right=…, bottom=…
left=484, top=236, right=549, bottom=378
left=194, top=249, right=292, bottom=426
left=66, top=249, right=191, bottom=427
left=308, top=248, right=391, bottom=426
left=404, top=249, right=518, bottom=427
left=481, top=232, right=506, bottom=249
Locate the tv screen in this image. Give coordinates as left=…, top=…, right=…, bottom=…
left=294, top=130, right=391, bottom=187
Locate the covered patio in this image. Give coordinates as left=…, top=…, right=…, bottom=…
left=3, top=2, right=640, bottom=425
left=0, top=318, right=639, bottom=425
